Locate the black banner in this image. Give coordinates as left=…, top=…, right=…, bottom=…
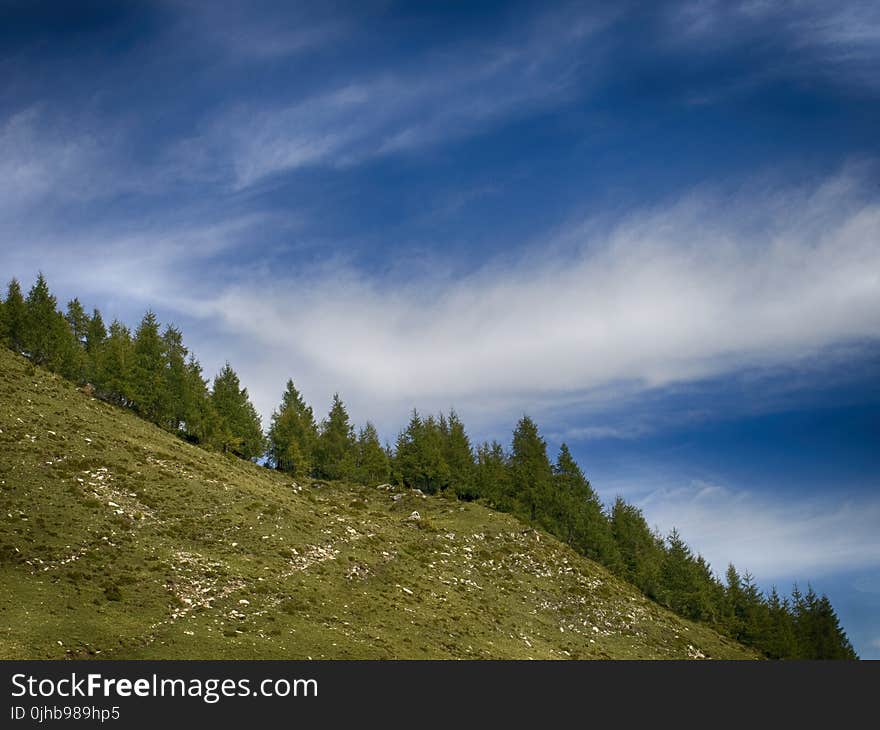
left=1, top=660, right=876, bottom=727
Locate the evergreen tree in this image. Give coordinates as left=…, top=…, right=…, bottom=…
left=393, top=411, right=449, bottom=493
left=96, top=320, right=134, bottom=405
left=739, top=571, right=770, bottom=646
left=610, top=497, right=664, bottom=599
left=180, top=355, right=215, bottom=444
left=809, top=594, right=857, bottom=660
left=314, top=394, right=356, bottom=480
left=3, top=278, right=26, bottom=351
left=131, top=311, right=170, bottom=425
left=444, top=409, right=475, bottom=498
left=551, top=444, right=620, bottom=569
left=763, top=587, right=798, bottom=659
left=693, top=554, right=725, bottom=624
left=352, top=422, right=390, bottom=485
left=267, top=379, right=317, bottom=478
left=474, top=440, right=509, bottom=507
left=55, top=322, right=82, bottom=381
left=553, top=444, right=591, bottom=495
left=720, top=567, right=770, bottom=646
left=793, top=585, right=857, bottom=660
left=210, top=363, right=263, bottom=460
left=724, top=564, right=746, bottom=638
left=65, top=298, right=89, bottom=346
left=659, top=528, right=705, bottom=619
left=393, top=411, right=420, bottom=489
left=22, top=273, right=73, bottom=372
left=509, top=415, right=553, bottom=521
left=22, top=273, right=57, bottom=363
left=84, top=308, right=107, bottom=383
left=63, top=298, right=89, bottom=382
left=161, top=325, right=190, bottom=431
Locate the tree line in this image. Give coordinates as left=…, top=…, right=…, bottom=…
left=0, top=274, right=857, bottom=660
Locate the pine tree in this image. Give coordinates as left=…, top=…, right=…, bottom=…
left=509, top=415, right=553, bottom=521
left=739, top=571, right=770, bottom=646
left=314, top=394, right=356, bottom=480
left=96, top=320, right=134, bottom=405
left=793, top=585, right=857, bottom=659
left=444, top=410, right=475, bottom=498
left=693, top=554, right=725, bottom=624
left=474, top=440, right=509, bottom=507
left=763, top=587, right=798, bottom=659
left=551, top=443, right=620, bottom=569
left=610, top=497, right=664, bottom=599
left=22, top=273, right=70, bottom=370
left=352, top=422, right=390, bottom=485
left=810, top=594, right=857, bottom=660
left=22, top=273, right=55, bottom=363
left=3, top=279, right=26, bottom=351
left=393, top=412, right=420, bottom=487
left=267, top=379, right=317, bottom=478
left=180, top=355, right=215, bottom=444
left=53, top=316, right=82, bottom=382
left=659, top=528, right=702, bottom=618
left=62, top=298, right=89, bottom=382
left=65, top=298, right=89, bottom=346
left=84, top=308, right=107, bottom=383
left=724, top=564, right=746, bottom=638
left=161, top=325, right=189, bottom=432
left=553, top=444, right=590, bottom=495
left=131, top=311, right=170, bottom=424
left=393, top=411, right=449, bottom=493
left=85, top=309, right=107, bottom=354
left=210, top=363, right=263, bottom=460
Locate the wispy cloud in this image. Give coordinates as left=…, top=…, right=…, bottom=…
left=166, top=163, right=879, bottom=426
left=185, top=5, right=613, bottom=188
left=549, top=424, right=652, bottom=442
left=3, top=161, right=878, bottom=433
left=169, top=0, right=349, bottom=62
left=664, top=1, right=880, bottom=93
left=0, top=108, right=102, bottom=216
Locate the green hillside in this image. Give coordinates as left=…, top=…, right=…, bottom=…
left=0, top=348, right=755, bottom=659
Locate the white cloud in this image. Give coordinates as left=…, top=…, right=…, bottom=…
left=189, top=5, right=613, bottom=188
left=0, top=108, right=101, bottom=215
left=550, top=424, right=651, bottom=442
left=2, top=164, right=879, bottom=438
left=0, top=106, right=195, bottom=222
left=627, top=479, right=880, bottom=582
left=167, top=164, right=880, bottom=431
left=665, top=1, right=880, bottom=92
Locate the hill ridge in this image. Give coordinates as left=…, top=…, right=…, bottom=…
left=0, top=348, right=755, bottom=659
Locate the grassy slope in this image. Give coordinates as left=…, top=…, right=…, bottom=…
left=0, top=349, right=755, bottom=659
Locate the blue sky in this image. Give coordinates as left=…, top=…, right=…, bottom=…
left=1, top=1, right=879, bottom=656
